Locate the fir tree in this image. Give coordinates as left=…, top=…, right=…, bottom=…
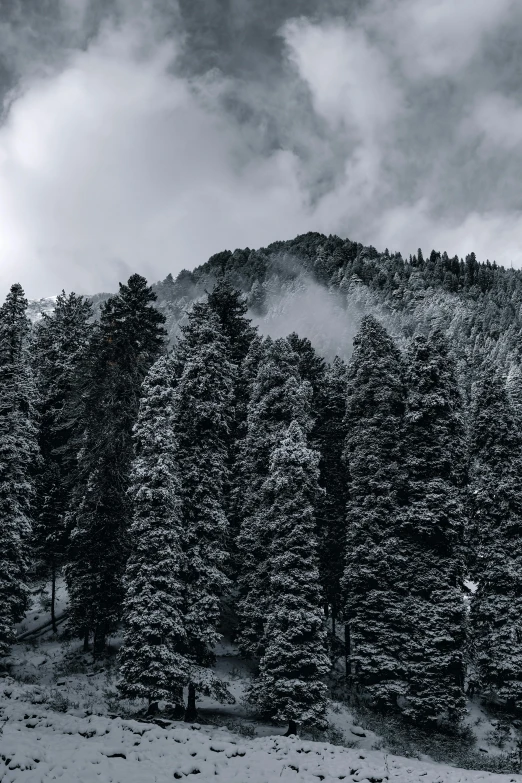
left=207, top=279, right=256, bottom=572
left=66, top=275, right=166, bottom=654
left=207, top=277, right=256, bottom=368
left=0, top=284, right=39, bottom=655
left=342, top=315, right=406, bottom=710
left=402, top=331, right=467, bottom=727
left=469, top=364, right=522, bottom=710
left=249, top=421, right=329, bottom=735
left=172, top=302, right=234, bottom=720
left=31, top=291, right=93, bottom=631
left=236, top=337, right=312, bottom=657
left=118, top=356, right=188, bottom=708
left=315, top=356, right=348, bottom=635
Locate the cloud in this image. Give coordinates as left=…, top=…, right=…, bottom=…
left=466, top=93, right=522, bottom=151
left=362, top=0, right=517, bottom=80
left=0, top=13, right=313, bottom=297
left=252, top=274, right=359, bottom=362
left=0, top=0, right=522, bottom=298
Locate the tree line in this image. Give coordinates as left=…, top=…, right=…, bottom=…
left=0, top=272, right=521, bottom=735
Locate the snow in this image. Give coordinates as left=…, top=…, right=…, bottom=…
left=2, top=586, right=522, bottom=782
left=2, top=677, right=522, bottom=783
left=26, top=297, right=57, bottom=324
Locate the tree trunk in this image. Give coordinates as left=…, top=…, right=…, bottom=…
left=285, top=720, right=298, bottom=736
left=184, top=682, right=197, bottom=722
left=332, top=612, right=336, bottom=642
left=345, top=622, right=351, bottom=682
left=83, top=628, right=90, bottom=652
left=93, top=625, right=105, bottom=662
left=51, top=561, right=57, bottom=634
left=146, top=700, right=159, bottom=717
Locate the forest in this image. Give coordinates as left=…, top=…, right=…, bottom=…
left=2, top=231, right=522, bottom=744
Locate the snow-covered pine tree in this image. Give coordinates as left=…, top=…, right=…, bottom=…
left=66, top=275, right=166, bottom=655
left=248, top=421, right=329, bottom=735
left=118, top=355, right=188, bottom=709
left=0, top=284, right=39, bottom=655
left=236, top=337, right=312, bottom=657
left=208, top=279, right=256, bottom=575
left=402, top=331, right=467, bottom=728
left=342, top=315, right=407, bottom=710
left=31, top=291, right=93, bottom=632
left=172, top=302, right=234, bottom=721
left=469, top=363, right=522, bottom=711
left=207, top=277, right=256, bottom=369
left=315, top=356, right=348, bottom=636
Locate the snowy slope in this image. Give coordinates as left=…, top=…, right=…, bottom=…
left=26, top=297, right=57, bottom=324
left=2, top=678, right=522, bottom=783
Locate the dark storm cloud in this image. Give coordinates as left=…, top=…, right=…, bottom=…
left=0, top=0, right=521, bottom=297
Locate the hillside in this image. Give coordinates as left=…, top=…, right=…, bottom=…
left=149, top=233, right=522, bottom=387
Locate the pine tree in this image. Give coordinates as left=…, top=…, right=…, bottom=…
left=0, top=284, right=39, bottom=655
left=402, top=331, right=467, bottom=727
left=342, top=315, right=406, bottom=710
left=236, top=337, right=312, bottom=657
left=207, top=279, right=256, bottom=572
left=31, top=291, right=93, bottom=631
left=207, top=277, right=256, bottom=369
left=172, top=302, right=234, bottom=720
left=469, top=363, right=522, bottom=711
left=118, top=356, right=188, bottom=708
left=66, top=275, right=166, bottom=654
left=315, top=356, right=348, bottom=635
left=248, top=421, right=329, bottom=735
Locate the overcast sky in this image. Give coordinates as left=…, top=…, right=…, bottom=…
left=1, top=0, right=521, bottom=298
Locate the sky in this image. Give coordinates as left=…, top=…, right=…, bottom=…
left=0, top=0, right=522, bottom=298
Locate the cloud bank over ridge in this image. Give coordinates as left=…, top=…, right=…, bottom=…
left=1, top=0, right=521, bottom=296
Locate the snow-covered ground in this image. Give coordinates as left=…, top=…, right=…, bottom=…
left=3, top=676, right=522, bottom=783
left=1, top=583, right=521, bottom=782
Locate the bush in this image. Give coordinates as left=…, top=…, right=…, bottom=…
left=346, top=698, right=522, bottom=773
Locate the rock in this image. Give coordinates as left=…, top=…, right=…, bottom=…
left=350, top=727, right=367, bottom=738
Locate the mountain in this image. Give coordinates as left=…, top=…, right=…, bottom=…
left=29, top=232, right=522, bottom=388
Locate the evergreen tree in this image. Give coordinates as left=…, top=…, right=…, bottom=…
left=66, top=275, right=166, bottom=654
left=0, top=284, right=39, bottom=655
left=236, top=337, right=312, bottom=657
left=342, top=315, right=406, bottom=710
left=172, top=302, right=234, bottom=720
left=402, top=331, right=467, bottom=727
left=207, top=277, right=256, bottom=368
left=248, top=421, right=329, bottom=735
left=315, top=357, right=348, bottom=634
left=118, top=356, right=188, bottom=707
left=31, top=291, right=93, bottom=631
left=469, top=364, right=522, bottom=710
left=207, top=279, right=256, bottom=572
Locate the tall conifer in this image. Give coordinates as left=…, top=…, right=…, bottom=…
left=66, top=275, right=166, bottom=654
left=0, top=284, right=39, bottom=654
left=172, top=303, right=234, bottom=720
left=402, top=331, right=467, bottom=727
left=249, top=421, right=329, bottom=735
left=31, top=292, right=93, bottom=631
left=469, top=364, right=522, bottom=710
left=316, top=357, right=348, bottom=632
left=119, top=356, right=188, bottom=707
left=236, top=338, right=312, bottom=657
left=342, top=316, right=406, bottom=709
